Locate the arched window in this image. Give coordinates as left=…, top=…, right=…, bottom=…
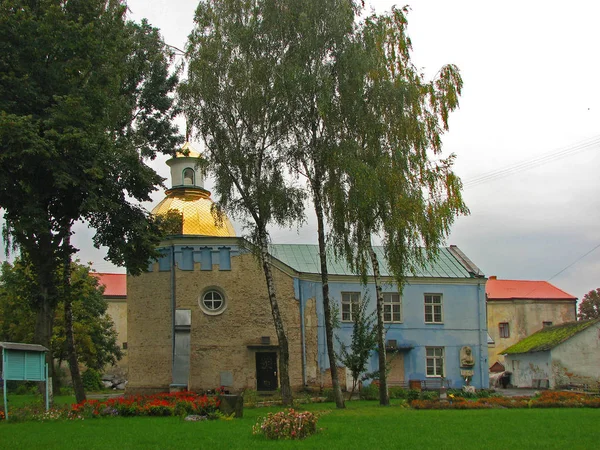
left=183, top=168, right=195, bottom=186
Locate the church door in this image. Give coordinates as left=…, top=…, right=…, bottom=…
left=256, top=352, right=278, bottom=391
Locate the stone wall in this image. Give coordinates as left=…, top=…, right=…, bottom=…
left=126, top=251, right=318, bottom=394
left=127, top=270, right=173, bottom=393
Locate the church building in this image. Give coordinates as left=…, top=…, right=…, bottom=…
left=126, top=145, right=489, bottom=394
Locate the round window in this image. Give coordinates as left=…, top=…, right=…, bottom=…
left=199, top=289, right=226, bottom=315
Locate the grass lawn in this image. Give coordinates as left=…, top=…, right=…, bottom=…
left=1, top=400, right=599, bottom=449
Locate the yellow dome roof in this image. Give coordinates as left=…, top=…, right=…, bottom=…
left=152, top=188, right=236, bottom=237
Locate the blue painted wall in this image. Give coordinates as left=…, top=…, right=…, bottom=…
left=297, top=278, right=489, bottom=389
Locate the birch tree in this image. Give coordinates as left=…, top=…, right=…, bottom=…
left=280, top=0, right=361, bottom=409
left=180, top=0, right=305, bottom=406
left=330, top=7, right=468, bottom=406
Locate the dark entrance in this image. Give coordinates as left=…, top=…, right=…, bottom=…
left=256, top=352, right=278, bottom=391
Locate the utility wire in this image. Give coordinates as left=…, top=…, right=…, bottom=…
left=547, top=242, right=600, bottom=282
left=462, top=134, right=600, bottom=189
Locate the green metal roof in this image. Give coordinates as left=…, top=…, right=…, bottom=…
left=268, top=244, right=481, bottom=279
left=502, top=319, right=600, bottom=355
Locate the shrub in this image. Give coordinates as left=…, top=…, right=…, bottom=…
left=419, top=391, right=439, bottom=401
left=253, top=409, right=319, bottom=440
left=389, top=387, right=407, bottom=399
left=321, top=388, right=335, bottom=402
left=82, top=369, right=103, bottom=392
left=242, top=388, right=258, bottom=407
left=359, top=382, right=379, bottom=400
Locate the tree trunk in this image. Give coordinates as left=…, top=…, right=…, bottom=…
left=369, top=243, right=389, bottom=406
left=258, top=231, right=293, bottom=406
left=314, top=185, right=345, bottom=408
left=62, top=233, right=86, bottom=403
left=32, top=266, right=56, bottom=399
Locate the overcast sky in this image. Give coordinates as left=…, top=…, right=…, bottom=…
left=64, top=0, right=600, bottom=301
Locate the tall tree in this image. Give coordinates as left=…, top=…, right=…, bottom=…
left=0, top=0, right=181, bottom=387
left=0, top=260, right=122, bottom=393
left=180, top=0, right=305, bottom=406
left=578, top=288, right=600, bottom=320
left=280, top=0, right=361, bottom=409
left=330, top=7, right=467, bottom=405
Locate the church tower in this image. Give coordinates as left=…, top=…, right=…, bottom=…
left=151, top=142, right=236, bottom=237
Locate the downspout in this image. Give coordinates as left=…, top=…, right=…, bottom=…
left=299, top=280, right=307, bottom=386
left=477, top=281, right=485, bottom=388
left=171, top=244, right=176, bottom=384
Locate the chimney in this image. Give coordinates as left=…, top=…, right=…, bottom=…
left=489, top=275, right=497, bottom=280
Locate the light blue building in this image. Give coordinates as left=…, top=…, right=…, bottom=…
left=271, top=244, right=489, bottom=390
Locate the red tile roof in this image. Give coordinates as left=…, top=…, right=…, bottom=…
left=486, top=277, right=576, bottom=301
left=94, top=273, right=126, bottom=298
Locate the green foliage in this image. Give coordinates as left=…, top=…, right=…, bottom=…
left=335, top=294, right=378, bottom=397
left=578, top=288, right=600, bottom=319
left=359, top=382, right=379, bottom=400
left=81, top=369, right=103, bottom=392
left=0, top=0, right=181, bottom=367
left=155, top=210, right=184, bottom=237
left=0, top=260, right=122, bottom=375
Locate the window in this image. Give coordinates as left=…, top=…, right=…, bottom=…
left=543, top=321, right=553, bottom=328
left=499, top=322, right=510, bottom=338
left=426, top=347, right=444, bottom=377
left=424, top=294, right=443, bottom=323
left=183, top=168, right=195, bottom=185
left=341, top=292, right=360, bottom=322
left=383, top=293, right=402, bottom=323
left=199, top=289, right=227, bottom=315
left=122, top=342, right=128, bottom=350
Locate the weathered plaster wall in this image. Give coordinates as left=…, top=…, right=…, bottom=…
left=551, top=323, right=600, bottom=388
left=504, top=351, right=551, bottom=388
left=105, top=298, right=128, bottom=375
left=487, top=300, right=576, bottom=365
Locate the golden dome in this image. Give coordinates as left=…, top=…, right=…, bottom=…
left=176, top=141, right=201, bottom=158
left=152, top=187, right=236, bottom=237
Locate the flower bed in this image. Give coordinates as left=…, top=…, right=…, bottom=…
left=411, top=391, right=600, bottom=410
left=253, top=409, right=319, bottom=440
left=71, top=391, right=221, bottom=418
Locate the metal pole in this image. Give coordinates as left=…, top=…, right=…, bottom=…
left=45, top=363, right=49, bottom=411
left=2, top=349, right=8, bottom=421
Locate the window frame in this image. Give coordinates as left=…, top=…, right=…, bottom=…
left=182, top=167, right=195, bottom=186
left=424, top=294, right=443, bottom=324
left=383, top=292, right=402, bottom=323
left=425, top=347, right=445, bottom=377
left=199, top=288, right=227, bottom=315
left=499, top=322, right=510, bottom=338
left=341, top=292, right=360, bottom=322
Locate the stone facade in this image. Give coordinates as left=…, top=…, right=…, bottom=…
left=127, top=243, right=318, bottom=394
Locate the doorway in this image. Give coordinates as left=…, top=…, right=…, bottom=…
left=256, top=352, right=278, bottom=391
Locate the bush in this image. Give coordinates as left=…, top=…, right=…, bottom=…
left=253, top=409, right=319, bottom=440
left=321, top=388, right=335, bottom=402
left=389, top=387, right=407, bottom=399
left=359, top=382, right=379, bottom=400
left=419, top=391, right=439, bottom=401
left=82, top=369, right=103, bottom=392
